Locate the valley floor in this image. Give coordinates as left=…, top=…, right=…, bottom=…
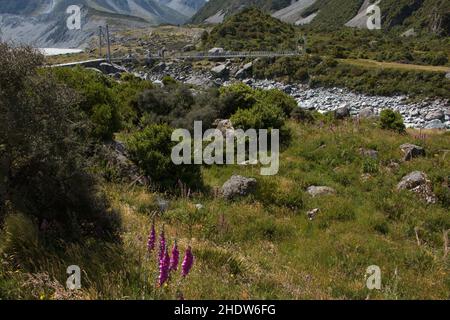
left=2, top=120, right=449, bottom=299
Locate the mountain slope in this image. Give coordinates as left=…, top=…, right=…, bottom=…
left=192, top=0, right=450, bottom=35
left=0, top=0, right=205, bottom=47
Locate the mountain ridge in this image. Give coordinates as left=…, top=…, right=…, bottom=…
left=0, top=0, right=206, bottom=47
left=191, top=0, right=450, bottom=35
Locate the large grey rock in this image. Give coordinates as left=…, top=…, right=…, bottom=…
left=400, top=143, right=425, bottom=161
left=208, top=47, right=225, bottom=54
left=185, top=76, right=214, bottom=88
left=211, top=64, right=229, bottom=78
left=307, top=186, right=336, bottom=197
left=425, top=110, right=445, bottom=121
left=221, top=175, right=257, bottom=200
left=425, top=119, right=446, bottom=129
left=397, top=171, right=437, bottom=204
left=334, top=105, right=350, bottom=119
left=235, top=62, right=253, bottom=79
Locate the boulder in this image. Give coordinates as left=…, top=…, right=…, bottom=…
left=397, top=171, right=437, bottom=204
left=446, top=72, right=450, bottom=80
left=400, top=143, right=425, bottom=161
left=334, top=105, right=350, bottom=119
left=211, top=64, right=229, bottom=78
left=185, top=76, right=214, bottom=88
left=425, top=110, right=445, bottom=121
left=235, top=62, right=253, bottom=79
left=307, top=186, right=336, bottom=197
left=208, top=47, right=225, bottom=54
left=425, top=119, right=446, bottom=129
left=221, top=175, right=257, bottom=200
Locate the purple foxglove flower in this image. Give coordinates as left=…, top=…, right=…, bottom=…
left=181, top=246, right=194, bottom=277
left=147, top=222, right=156, bottom=252
left=159, top=229, right=166, bottom=261
left=158, top=249, right=170, bottom=287
left=170, top=240, right=179, bottom=271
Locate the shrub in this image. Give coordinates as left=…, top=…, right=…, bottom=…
left=126, top=124, right=203, bottom=191
left=379, top=109, right=406, bottom=133
left=231, top=102, right=286, bottom=130
left=255, top=89, right=297, bottom=116
left=219, top=83, right=257, bottom=118
left=162, top=75, right=177, bottom=86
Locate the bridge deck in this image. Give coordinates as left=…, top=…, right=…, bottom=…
left=175, top=51, right=301, bottom=59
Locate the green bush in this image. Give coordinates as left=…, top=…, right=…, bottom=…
left=379, top=109, right=406, bottom=133
left=219, top=83, right=257, bottom=118
left=255, top=89, right=297, bottom=116
left=126, top=124, right=203, bottom=191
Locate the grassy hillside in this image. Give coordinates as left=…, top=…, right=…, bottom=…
left=202, top=7, right=300, bottom=51
left=191, top=0, right=290, bottom=23
left=2, top=118, right=449, bottom=299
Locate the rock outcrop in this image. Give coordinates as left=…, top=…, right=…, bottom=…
left=397, top=171, right=437, bottom=204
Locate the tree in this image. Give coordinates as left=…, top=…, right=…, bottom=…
left=0, top=43, right=119, bottom=241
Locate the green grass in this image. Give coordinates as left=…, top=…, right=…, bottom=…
left=1, top=120, right=449, bottom=299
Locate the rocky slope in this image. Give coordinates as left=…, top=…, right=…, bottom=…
left=0, top=0, right=205, bottom=47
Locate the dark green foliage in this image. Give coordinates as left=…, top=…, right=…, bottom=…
left=126, top=124, right=203, bottom=191
left=218, top=82, right=257, bottom=118
left=379, top=109, right=406, bottom=133
left=136, top=84, right=221, bottom=131
left=203, top=8, right=299, bottom=51
left=255, top=89, right=297, bottom=117
left=254, top=55, right=450, bottom=98
left=0, top=44, right=119, bottom=241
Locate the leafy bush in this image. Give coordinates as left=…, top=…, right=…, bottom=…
left=379, top=109, right=406, bottom=133
left=126, top=124, right=203, bottom=191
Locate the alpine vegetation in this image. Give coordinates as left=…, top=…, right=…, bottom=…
left=171, top=121, right=280, bottom=176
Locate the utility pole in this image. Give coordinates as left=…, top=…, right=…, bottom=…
left=106, top=24, right=111, bottom=63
